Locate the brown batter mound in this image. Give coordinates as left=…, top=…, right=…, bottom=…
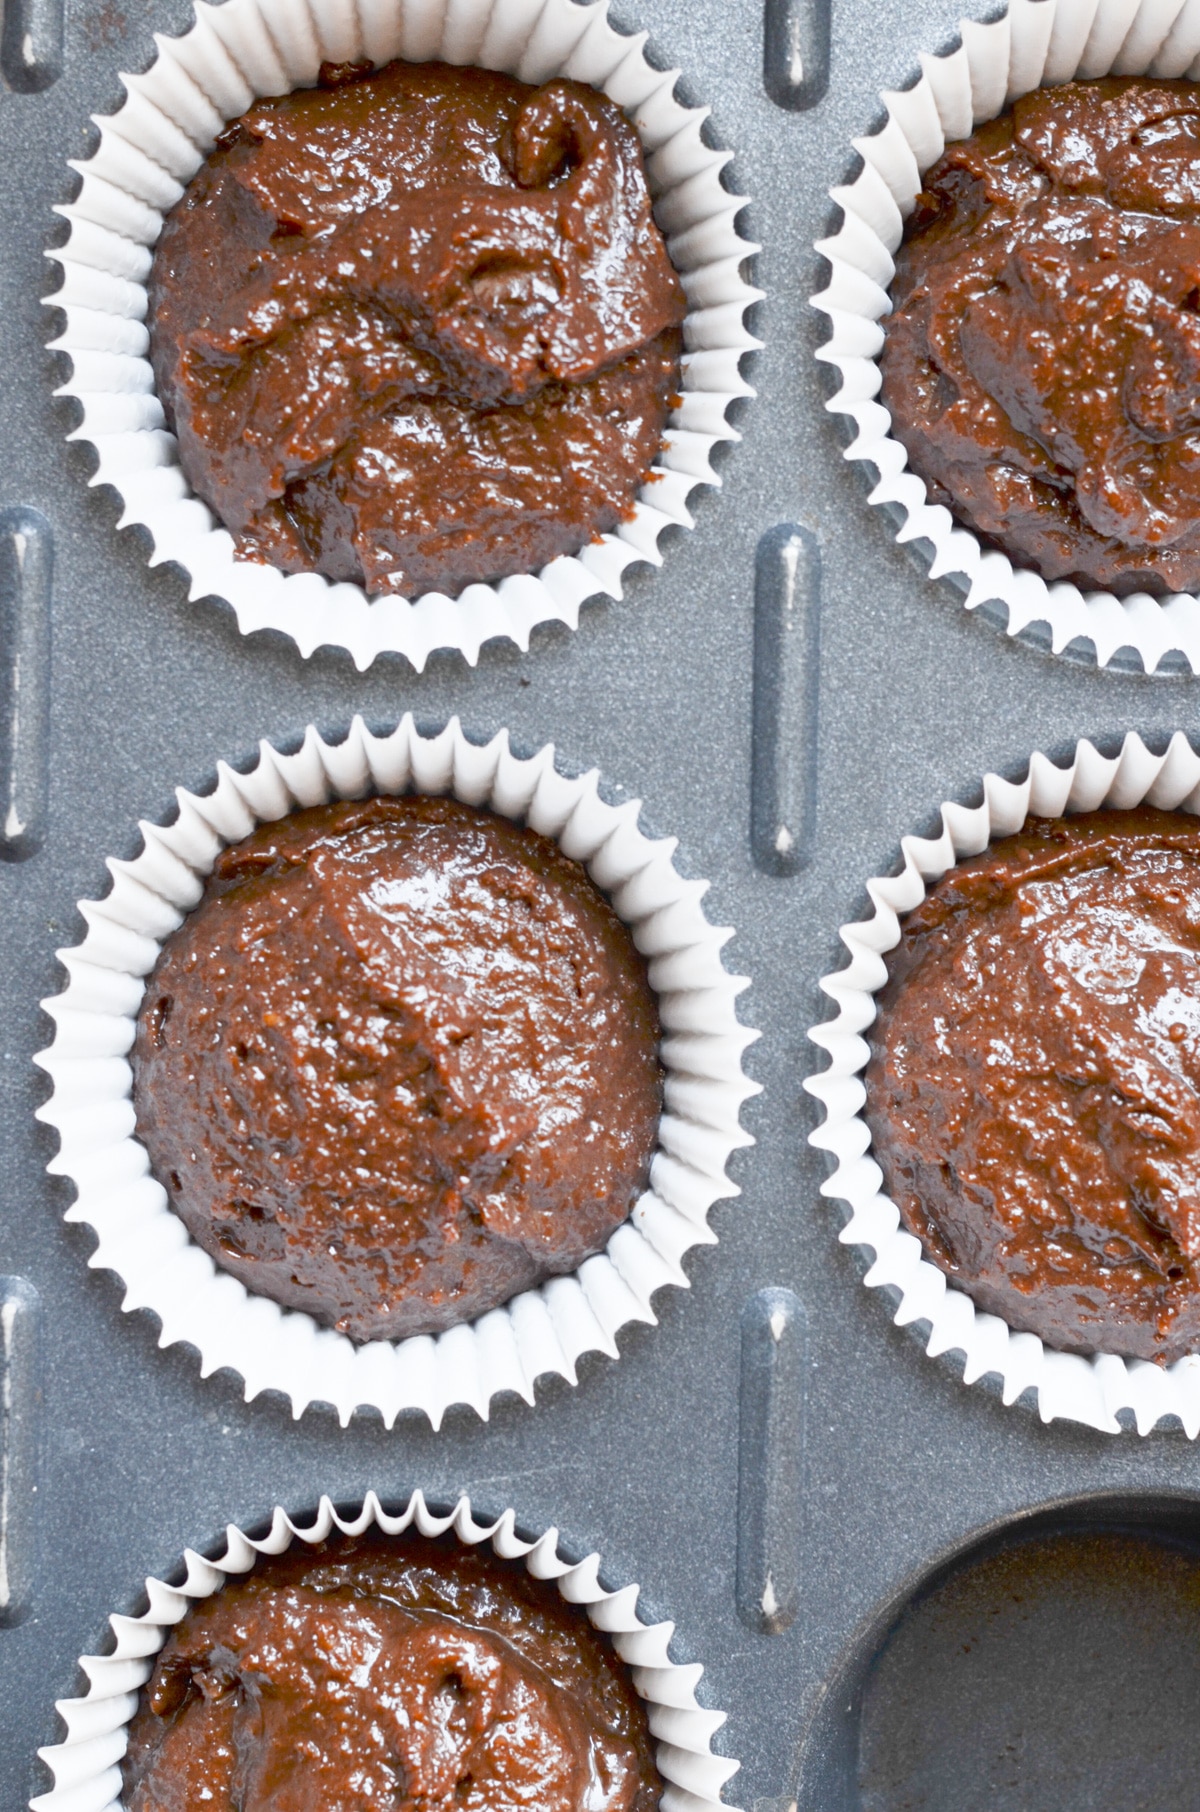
left=122, top=1532, right=662, bottom=1812
left=866, top=810, right=1200, bottom=1362
left=132, top=795, right=662, bottom=1343
left=881, top=78, right=1200, bottom=596
left=148, top=59, right=686, bottom=599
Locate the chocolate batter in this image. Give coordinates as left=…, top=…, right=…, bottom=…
left=148, top=59, right=685, bottom=599
left=122, top=1532, right=662, bottom=1812
left=132, top=795, right=662, bottom=1342
left=866, top=810, right=1200, bottom=1361
left=881, top=78, right=1200, bottom=595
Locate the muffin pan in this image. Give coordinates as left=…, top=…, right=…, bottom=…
left=9, top=0, right=1200, bottom=1805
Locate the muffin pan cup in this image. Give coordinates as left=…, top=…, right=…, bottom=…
left=812, top=0, right=1200, bottom=674
left=31, top=1490, right=740, bottom=1812
left=45, top=0, right=761, bottom=671
left=806, top=729, right=1200, bottom=1436
left=33, top=714, right=759, bottom=1427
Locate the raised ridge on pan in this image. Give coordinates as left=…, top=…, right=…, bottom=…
left=33, top=715, right=760, bottom=1428
left=44, top=0, right=761, bottom=672
left=811, top=0, right=1200, bottom=675
left=30, top=1490, right=741, bottom=1812
left=806, top=731, right=1200, bottom=1438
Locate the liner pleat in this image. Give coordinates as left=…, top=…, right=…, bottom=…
left=812, top=0, right=1200, bottom=674
left=34, top=715, right=760, bottom=1427
left=46, top=0, right=761, bottom=672
left=806, top=731, right=1200, bottom=1437
left=30, top=1491, right=742, bottom=1812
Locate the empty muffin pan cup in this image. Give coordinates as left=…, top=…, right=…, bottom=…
left=33, top=714, right=759, bottom=1427
left=45, top=0, right=761, bottom=672
left=31, top=1489, right=740, bottom=1812
left=812, top=0, right=1200, bottom=674
left=806, top=729, right=1200, bottom=1437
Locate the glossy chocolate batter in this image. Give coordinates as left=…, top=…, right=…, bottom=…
left=148, top=59, right=686, bottom=599
left=866, top=810, right=1200, bottom=1361
left=882, top=78, right=1200, bottom=595
left=122, top=1532, right=662, bottom=1812
left=132, top=795, right=662, bottom=1342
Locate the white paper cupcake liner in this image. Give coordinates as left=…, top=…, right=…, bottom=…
left=33, top=715, right=759, bottom=1428
left=806, top=730, right=1200, bottom=1437
left=45, top=0, right=760, bottom=672
left=30, top=1489, right=741, bottom=1812
left=811, top=0, right=1200, bottom=674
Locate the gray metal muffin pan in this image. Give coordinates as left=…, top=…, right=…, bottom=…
left=6, top=0, right=1200, bottom=1804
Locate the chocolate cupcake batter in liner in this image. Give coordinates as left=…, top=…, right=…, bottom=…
left=131, top=792, right=666, bottom=1347
left=807, top=731, right=1200, bottom=1438
left=813, top=0, right=1200, bottom=674
left=35, top=717, right=759, bottom=1426
left=46, top=0, right=760, bottom=671
left=31, top=1492, right=740, bottom=1812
